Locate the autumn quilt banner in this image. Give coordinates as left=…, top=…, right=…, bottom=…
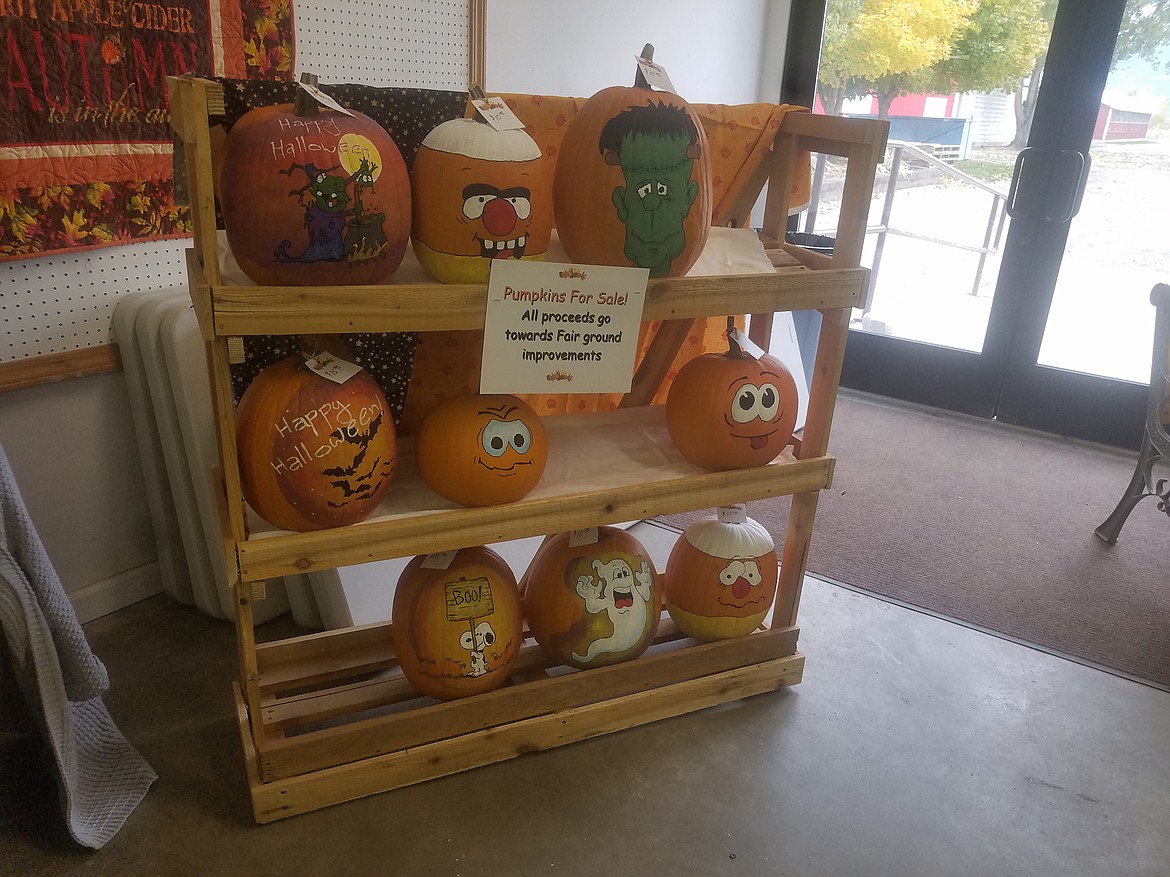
left=0, top=0, right=294, bottom=261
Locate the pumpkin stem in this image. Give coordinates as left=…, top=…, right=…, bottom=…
left=725, top=315, right=745, bottom=358
left=294, top=72, right=320, bottom=117
left=468, top=84, right=492, bottom=125
left=634, top=43, right=655, bottom=89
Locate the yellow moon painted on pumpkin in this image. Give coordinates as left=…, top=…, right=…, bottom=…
left=338, top=133, right=383, bottom=179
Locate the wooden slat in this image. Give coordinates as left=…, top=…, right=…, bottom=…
left=248, top=652, right=804, bottom=821
left=257, top=626, right=798, bottom=781
left=0, top=346, right=122, bottom=393
left=206, top=267, right=867, bottom=336
left=256, top=621, right=396, bottom=690
left=619, top=318, right=696, bottom=408
left=236, top=456, right=834, bottom=582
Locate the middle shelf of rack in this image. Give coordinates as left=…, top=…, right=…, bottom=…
left=232, top=404, right=834, bottom=582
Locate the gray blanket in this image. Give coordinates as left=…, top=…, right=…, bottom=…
left=0, top=443, right=155, bottom=849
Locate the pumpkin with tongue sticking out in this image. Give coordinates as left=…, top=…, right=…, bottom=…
left=411, top=108, right=553, bottom=283
left=664, top=511, right=778, bottom=641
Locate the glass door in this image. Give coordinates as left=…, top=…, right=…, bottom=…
left=796, top=0, right=1166, bottom=448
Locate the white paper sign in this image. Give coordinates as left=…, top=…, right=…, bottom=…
left=636, top=56, right=677, bottom=94
left=298, top=82, right=354, bottom=117
left=481, top=260, right=648, bottom=394
left=304, top=350, right=363, bottom=384
left=472, top=96, right=526, bottom=131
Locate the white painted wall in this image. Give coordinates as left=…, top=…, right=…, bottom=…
left=485, top=0, right=790, bottom=104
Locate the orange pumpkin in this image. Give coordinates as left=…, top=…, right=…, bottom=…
left=553, top=74, right=711, bottom=278
left=392, top=546, right=523, bottom=700
left=235, top=356, right=397, bottom=531
left=412, top=116, right=553, bottom=283
left=521, top=527, right=661, bottom=669
left=664, top=511, right=778, bottom=640
left=415, top=394, right=548, bottom=506
left=218, top=93, right=411, bottom=286
left=665, top=333, right=799, bottom=471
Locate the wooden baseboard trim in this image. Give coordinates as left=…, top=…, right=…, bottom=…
left=0, top=345, right=122, bottom=393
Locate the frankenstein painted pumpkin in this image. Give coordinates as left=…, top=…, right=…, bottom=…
left=665, top=332, right=799, bottom=471
left=415, top=394, right=548, bottom=506
left=553, top=62, right=711, bottom=277
left=521, top=527, right=660, bottom=669
left=664, top=509, right=778, bottom=640
left=392, top=546, right=523, bottom=700
left=235, top=356, right=397, bottom=531
left=412, top=115, right=553, bottom=283
left=218, top=88, right=411, bottom=286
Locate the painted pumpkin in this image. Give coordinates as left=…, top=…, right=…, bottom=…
left=415, top=394, right=547, bottom=506
left=412, top=116, right=553, bottom=283
left=665, top=333, right=799, bottom=471
left=664, top=510, right=778, bottom=640
left=392, top=546, right=523, bottom=700
left=553, top=75, right=711, bottom=277
left=218, top=92, right=411, bottom=286
left=521, top=527, right=661, bottom=669
left=235, top=356, right=397, bottom=531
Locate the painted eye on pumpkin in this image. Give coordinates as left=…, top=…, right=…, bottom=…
left=730, top=382, right=782, bottom=424
left=657, top=182, right=669, bottom=196
left=480, top=419, right=531, bottom=457
left=463, top=194, right=494, bottom=220
left=507, top=196, right=532, bottom=220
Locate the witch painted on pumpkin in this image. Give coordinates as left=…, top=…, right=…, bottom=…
left=275, top=155, right=389, bottom=266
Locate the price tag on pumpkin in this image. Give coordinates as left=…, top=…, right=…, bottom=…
left=717, top=504, right=749, bottom=524
left=636, top=55, right=677, bottom=94
left=297, top=82, right=354, bottom=117
left=569, top=527, right=599, bottom=547
left=729, top=326, right=768, bottom=362
left=421, top=550, right=458, bottom=570
left=472, top=96, right=526, bottom=131
left=304, top=350, right=363, bottom=384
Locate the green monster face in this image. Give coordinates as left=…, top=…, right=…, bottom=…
left=600, top=103, right=701, bottom=277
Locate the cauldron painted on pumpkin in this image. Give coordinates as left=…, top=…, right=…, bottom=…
left=664, top=509, right=778, bottom=641
left=392, top=546, right=523, bottom=700
left=412, top=115, right=553, bottom=283
left=218, top=87, right=411, bottom=286
left=665, top=331, right=799, bottom=471
left=415, top=394, right=548, bottom=506
left=234, top=355, right=397, bottom=531
left=521, top=527, right=661, bottom=669
left=553, top=59, right=711, bottom=278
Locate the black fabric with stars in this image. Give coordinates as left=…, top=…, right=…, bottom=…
left=210, top=78, right=468, bottom=423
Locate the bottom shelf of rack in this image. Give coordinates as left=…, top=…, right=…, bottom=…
left=235, top=618, right=804, bottom=822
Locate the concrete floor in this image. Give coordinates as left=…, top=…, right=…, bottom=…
left=5, top=521, right=1170, bottom=877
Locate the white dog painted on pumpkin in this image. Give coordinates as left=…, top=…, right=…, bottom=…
left=571, top=556, right=654, bottom=664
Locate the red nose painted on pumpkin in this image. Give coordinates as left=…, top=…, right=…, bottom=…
left=482, top=197, right=517, bottom=236
left=732, top=577, right=753, bottom=600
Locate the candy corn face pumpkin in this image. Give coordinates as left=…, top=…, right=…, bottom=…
left=412, top=118, right=553, bottom=283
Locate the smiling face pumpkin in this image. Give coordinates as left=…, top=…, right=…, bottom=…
left=665, top=349, right=800, bottom=471
left=411, top=118, right=553, bottom=284
left=415, top=393, right=548, bottom=506
left=664, top=514, right=778, bottom=641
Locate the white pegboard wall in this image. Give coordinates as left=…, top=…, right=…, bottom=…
left=1, top=0, right=471, bottom=365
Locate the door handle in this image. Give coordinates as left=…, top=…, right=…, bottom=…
left=1004, top=147, right=1037, bottom=219
left=1045, top=149, right=1091, bottom=224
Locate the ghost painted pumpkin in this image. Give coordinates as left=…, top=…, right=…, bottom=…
left=521, top=527, right=661, bottom=670
left=218, top=89, right=412, bottom=286
left=235, top=356, right=397, bottom=531
left=392, top=546, right=523, bottom=700
left=665, top=332, right=799, bottom=471
left=415, top=394, right=548, bottom=506
left=553, top=66, right=711, bottom=277
left=664, top=510, right=778, bottom=640
left=412, top=116, right=553, bottom=283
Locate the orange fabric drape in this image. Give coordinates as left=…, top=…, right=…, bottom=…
left=399, top=96, right=810, bottom=435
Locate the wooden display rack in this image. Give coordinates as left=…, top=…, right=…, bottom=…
left=168, top=75, right=887, bottom=823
